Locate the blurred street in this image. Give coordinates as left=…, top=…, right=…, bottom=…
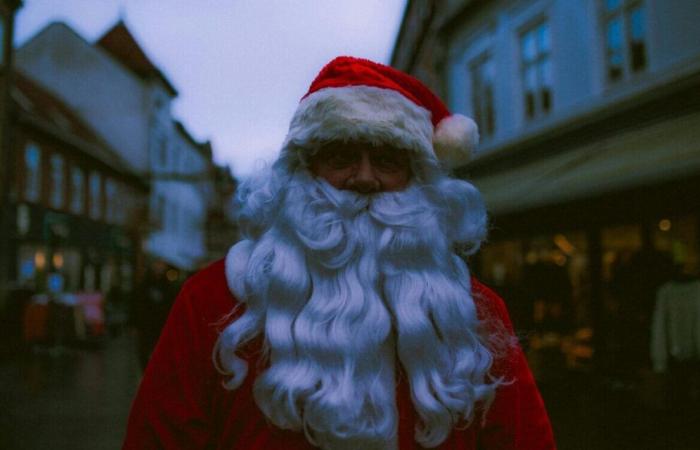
left=0, top=335, right=140, bottom=450
left=1, top=1, right=700, bottom=449
left=540, top=372, right=700, bottom=450
left=1, top=335, right=699, bottom=450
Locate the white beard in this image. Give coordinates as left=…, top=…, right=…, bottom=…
left=217, top=168, right=498, bottom=449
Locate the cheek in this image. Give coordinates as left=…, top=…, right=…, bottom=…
left=311, top=164, right=350, bottom=189
left=380, top=171, right=411, bottom=191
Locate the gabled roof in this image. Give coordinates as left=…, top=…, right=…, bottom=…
left=173, top=120, right=213, bottom=160
left=13, top=71, right=144, bottom=183
left=96, top=20, right=178, bottom=96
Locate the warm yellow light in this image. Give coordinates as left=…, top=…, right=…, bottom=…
left=525, top=251, right=538, bottom=265
left=35, top=251, right=46, bottom=270
left=603, top=251, right=616, bottom=265
left=52, top=253, right=64, bottom=269
left=659, top=219, right=671, bottom=232
left=553, top=251, right=567, bottom=266
left=553, top=234, right=575, bottom=255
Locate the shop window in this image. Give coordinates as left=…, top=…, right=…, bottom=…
left=18, top=245, right=42, bottom=284
left=480, top=232, right=594, bottom=375
left=652, top=215, right=699, bottom=277
left=101, top=262, right=114, bottom=293
left=479, top=240, right=523, bottom=288
left=601, top=224, right=642, bottom=282
left=17, top=245, right=53, bottom=291
left=520, top=20, right=552, bottom=120
left=62, top=249, right=82, bottom=291
left=70, top=166, right=85, bottom=214
left=601, top=0, right=648, bottom=83
left=121, top=263, right=133, bottom=291
left=89, top=171, right=102, bottom=220
left=84, top=265, right=96, bottom=292
left=600, top=223, right=674, bottom=377
left=470, top=54, right=496, bottom=138
left=23, top=142, right=41, bottom=202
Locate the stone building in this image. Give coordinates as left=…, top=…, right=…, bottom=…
left=15, top=21, right=234, bottom=273
left=392, top=0, right=700, bottom=385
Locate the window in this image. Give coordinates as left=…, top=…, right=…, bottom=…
left=49, top=154, right=65, bottom=209
left=602, top=0, right=647, bottom=82
left=115, top=186, right=129, bottom=224
left=70, top=166, right=85, bottom=214
left=470, top=55, right=496, bottom=138
left=105, top=178, right=117, bottom=223
left=520, top=21, right=552, bottom=120
left=23, top=142, right=41, bottom=202
left=89, top=171, right=102, bottom=220
left=158, top=136, right=168, bottom=167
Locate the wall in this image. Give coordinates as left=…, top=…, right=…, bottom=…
left=16, top=23, right=151, bottom=173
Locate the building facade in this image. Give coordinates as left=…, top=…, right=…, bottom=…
left=10, top=73, right=148, bottom=293
left=393, top=0, right=700, bottom=388
left=15, top=21, right=232, bottom=273
left=146, top=121, right=214, bottom=270
left=0, top=71, right=149, bottom=350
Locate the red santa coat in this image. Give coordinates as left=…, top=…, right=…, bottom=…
left=122, top=259, right=555, bottom=449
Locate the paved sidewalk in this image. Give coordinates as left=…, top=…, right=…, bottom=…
left=2, top=335, right=699, bottom=449
left=0, top=335, right=141, bottom=450
left=541, top=370, right=700, bottom=450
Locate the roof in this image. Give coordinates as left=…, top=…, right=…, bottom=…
left=96, top=20, right=178, bottom=96
left=173, top=120, right=213, bottom=160
left=12, top=71, right=145, bottom=185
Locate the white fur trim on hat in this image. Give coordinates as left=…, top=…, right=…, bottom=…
left=433, top=115, right=479, bottom=169
left=283, top=85, right=436, bottom=162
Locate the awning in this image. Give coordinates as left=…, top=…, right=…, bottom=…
left=472, top=112, right=700, bottom=215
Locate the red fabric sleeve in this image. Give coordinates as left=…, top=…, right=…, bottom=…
left=122, top=260, right=231, bottom=450
left=472, top=279, right=557, bottom=450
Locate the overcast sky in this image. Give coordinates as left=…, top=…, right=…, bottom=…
left=14, top=0, right=407, bottom=177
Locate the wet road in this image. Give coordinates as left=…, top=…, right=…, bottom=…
left=2, top=335, right=699, bottom=449
left=0, top=335, right=140, bottom=450
left=540, top=374, right=700, bottom=450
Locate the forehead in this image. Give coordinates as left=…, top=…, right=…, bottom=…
left=315, top=140, right=408, bottom=154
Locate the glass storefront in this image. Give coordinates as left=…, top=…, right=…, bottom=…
left=478, top=213, right=699, bottom=384
left=479, top=231, right=595, bottom=380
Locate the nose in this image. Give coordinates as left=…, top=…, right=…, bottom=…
left=347, top=151, right=380, bottom=194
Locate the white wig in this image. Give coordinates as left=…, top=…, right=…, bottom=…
left=215, top=151, right=500, bottom=448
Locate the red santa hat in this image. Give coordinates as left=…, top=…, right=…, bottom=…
left=283, top=56, right=479, bottom=169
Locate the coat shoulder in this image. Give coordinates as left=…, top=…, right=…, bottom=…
left=470, top=277, right=514, bottom=333
left=180, top=259, right=239, bottom=321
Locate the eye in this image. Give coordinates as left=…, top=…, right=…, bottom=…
left=323, top=149, right=359, bottom=169
left=371, top=150, right=409, bottom=172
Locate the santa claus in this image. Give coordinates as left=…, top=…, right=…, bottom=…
left=123, top=57, right=555, bottom=450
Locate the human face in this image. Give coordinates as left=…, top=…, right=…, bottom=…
left=308, top=141, right=412, bottom=193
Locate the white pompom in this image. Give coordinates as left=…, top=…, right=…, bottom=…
left=433, top=114, right=479, bottom=169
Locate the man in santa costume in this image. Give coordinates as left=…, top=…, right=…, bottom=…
left=123, top=57, right=556, bottom=450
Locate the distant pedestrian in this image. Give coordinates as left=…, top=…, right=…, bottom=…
left=131, top=260, right=177, bottom=370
